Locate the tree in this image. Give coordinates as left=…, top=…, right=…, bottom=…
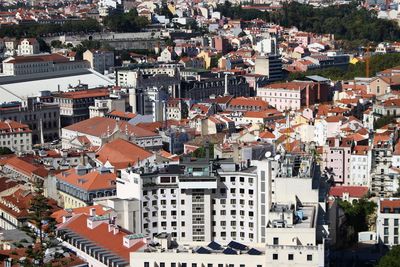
left=50, top=40, right=63, bottom=48
left=377, top=245, right=400, bottom=267
left=374, top=115, right=395, bottom=130
left=338, top=198, right=377, bottom=244
left=192, top=143, right=214, bottom=159
left=103, top=9, right=149, bottom=32
left=0, top=147, right=13, bottom=155
left=23, top=180, right=59, bottom=265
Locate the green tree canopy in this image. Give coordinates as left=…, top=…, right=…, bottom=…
left=377, top=245, right=400, bottom=267
left=0, top=147, right=12, bottom=155
left=103, top=9, right=149, bottom=32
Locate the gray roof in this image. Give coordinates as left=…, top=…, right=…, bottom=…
left=305, top=75, right=330, bottom=82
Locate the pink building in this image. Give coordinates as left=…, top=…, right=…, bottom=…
left=322, top=137, right=353, bottom=185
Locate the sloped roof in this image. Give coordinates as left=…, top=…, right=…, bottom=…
left=96, top=139, right=153, bottom=169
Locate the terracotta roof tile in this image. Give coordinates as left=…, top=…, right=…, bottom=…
left=96, top=139, right=153, bottom=169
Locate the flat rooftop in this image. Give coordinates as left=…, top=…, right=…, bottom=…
left=0, top=69, right=114, bottom=103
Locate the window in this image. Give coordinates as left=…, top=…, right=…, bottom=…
left=240, top=177, right=245, bottom=182
left=288, top=254, right=294, bottom=260
left=144, top=262, right=150, bottom=267
left=273, top=254, right=278, bottom=260
left=384, top=236, right=389, bottom=244
left=220, top=177, right=226, bottom=182
left=395, top=219, right=399, bottom=226
left=384, top=219, right=389, bottom=226
left=384, top=227, right=389, bottom=235
left=221, top=210, right=226, bottom=215
left=273, top=237, right=279, bottom=245
left=208, top=264, right=213, bottom=267
left=192, top=264, right=197, bottom=267
left=307, top=255, right=313, bottom=261
left=160, top=263, right=165, bottom=267
left=171, top=264, right=176, bottom=267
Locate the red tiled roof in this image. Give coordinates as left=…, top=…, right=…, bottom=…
left=0, top=120, right=31, bottom=133
left=54, top=88, right=109, bottom=100
left=5, top=53, right=69, bottom=64
left=64, top=117, right=158, bottom=138
left=229, top=97, right=269, bottom=109
left=259, top=131, right=275, bottom=139
left=108, top=110, right=137, bottom=119
left=96, top=139, right=153, bottom=169
left=58, top=214, right=145, bottom=261
left=56, top=169, right=116, bottom=191
left=380, top=199, right=400, bottom=212
left=4, top=156, right=48, bottom=178
left=52, top=205, right=108, bottom=223
left=244, top=109, right=281, bottom=118
left=329, top=186, right=368, bottom=198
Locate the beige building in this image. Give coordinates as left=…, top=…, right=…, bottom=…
left=83, top=49, right=115, bottom=74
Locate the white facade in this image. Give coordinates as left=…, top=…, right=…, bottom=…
left=17, top=38, right=40, bottom=56
left=257, top=87, right=302, bottom=112
left=376, top=198, right=400, bottom=247
left=349, top=152, right=372, bottom=186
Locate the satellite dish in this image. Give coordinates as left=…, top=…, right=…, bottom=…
left=274, top=154, right=281, bottom=161
left=265, top=151, right=272, bottom=158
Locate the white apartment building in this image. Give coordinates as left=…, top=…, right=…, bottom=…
left=17, top=38, right=40, bottom=56
left=0, top=120, right=32, bottom=152
left=376, top=198, right=400, bottom=247
left=117, top=153, right=327, bottom=267
left=349, top=146, right=372, bottom=186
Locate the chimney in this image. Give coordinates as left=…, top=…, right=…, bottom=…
left=89, top=208, right=96, bottom=217
left=62, top=215, right=71, bottom=223
left=108, top=223, right=115, bottom=232
left=113, top=226, right=120, bottom=235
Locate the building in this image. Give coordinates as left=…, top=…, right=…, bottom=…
left=57, top=212, right=146, bottom=267
left=0, top=120, right=32, bottom=152
left=371, top=132, right=397, bottom=197
left=254, top=55, right=283, bottom=82
left=61, top=116, right=162, bottom=150
left=0, top=99, right=60, bottom=144
left=349, top=145, right=372, bottom=186
left=257, top=81, right=330, bottom=112
left=83, top=49, right=115, bottom=74
left=115, top=152, right=326, bottom=247
left=131, top=236, right=267, bottom=267
left=3, top=156, right=48, bottom=184
left=89, top=98, right=126, bottom=119
left=322, top=137, right=353, bottom=185
left=367, top=76, right=400, bottom=96
left=166, top=98, right=189, bottom=120
left=2, top=54, right=90, bottom=76
left=125, top=153, right=326, bottom=267
left=181, top=75, right=250, bottom=100
left=55, top=166, right=117, bottom=209
left=95, top=138, right=156, bottom=170
left=17, top=38, right=39, bottom=56
left=0, top=188, right=33, bottom=230
left=376, top=198, right=400, bottom=247
left=53, top=88, right=110, bottom=127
